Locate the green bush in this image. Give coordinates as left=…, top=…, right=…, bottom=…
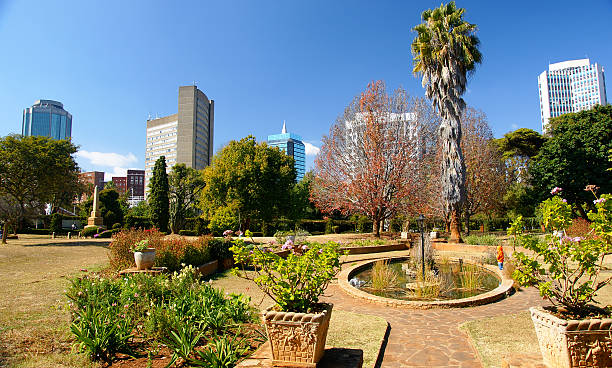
left=50, top=213, right=62, bottom=233
left=357, top=216, right=372, bottom=233
left=124, top=215, right=152, bottom=230
left=324, top=219, right=334, bottom=234
left=112, top=223, right=122, bottom=230
left=463, top=234, right=500, bottom=246
left=208, top=207, right=238, bottom=236
left=81, top=226, right=100, bottom=238
left=209, top=238, right=232, bottom=261
left=332, top=225, right=340, bottom=234
left=21, top=228, right=51, bottom=235
left=297, top=220, right=327, bottom=234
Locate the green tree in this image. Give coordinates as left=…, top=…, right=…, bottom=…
left=148, top=156, right=169, bottom=232
left=200, top=136, right=295, bottom=231
left=168, top=164, right=205, bottom=233
left=530, top=105, right=612, bottom=218
left=411, top=1, right=482, bottom=243
left=290, top=171, right=321, bottom=221
left=80, top=188, right=125, bottom=227
left=495, top=128, right=546, bottom=183
left=0, top=135, right=80, bottom=243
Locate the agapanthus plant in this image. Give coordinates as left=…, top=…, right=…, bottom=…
left=230, top=230, right=344, bottom=313
left=513, top=186, right=612, bottom=316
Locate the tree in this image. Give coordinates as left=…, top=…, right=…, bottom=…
left=80, top=188, right=124, bottom=227
left=311, top=81, right=421, bottom=237
left=530, top=105, right=612, bottom=218
left=168, top=164, right=205, bottom=233
left=148, top=156, right=169, bottom=232
left=411, top=1, right=482, bottom=242
left=495, top=128, right=545, bottom=183
left=460, top=108, right=505, bottom=234
left=0, top=135, right=80, bottom=243
left=289, top=171, right=321, bottom=221
left=200, top=136, right=295, bottom=231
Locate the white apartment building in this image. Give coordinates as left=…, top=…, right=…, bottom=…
left=538, top=58, right=607, bottom=132
left=144, top=85, right=214, bottom=192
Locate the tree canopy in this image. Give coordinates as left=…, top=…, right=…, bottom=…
left=168, top=164, right=205, bottom=233
left=199, top=136, right=296, bottom=231
left=530, top=105, right=612, bottom=217
left=0, top=135, right=80, bottom=242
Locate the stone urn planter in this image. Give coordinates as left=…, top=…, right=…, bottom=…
left=262, top=303, right=332, bottom=367
left=134, top=248, right=156, bottom=270
left=530, top=307, right=612, bottom=367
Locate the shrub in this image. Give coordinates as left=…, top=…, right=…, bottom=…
left=108, top=228, right=165, bottom=270
left=273, top=229, right=311, bottom=245
left=81, top=226, right=100, bottom=238
left=513, top=191, right=612, bottom=315
left=566, top=217, right=591, bottom=237
left=21, top=228, right=51, bottom=235
left=297, top=220, right=327, bottom=234
left=231, top=240, right=344, bottom=312
left=349, top=239, right=386, bottom=247
left=208, top=207, right=238, bottom=236
left=324, top=219, right=334, bottom=234
left=464, top=234, right=500, bottom=246
left=370, top=260, right=400, bottom=291
left=124, top=215, right=152, bottom=229
left=112, top=223, right=122, bottom=230
left=50, top=213, right=62, bottom=233
left=96, top=229, right=117, bottom=238
left=332, top=225, right=340, bottom=234
left=209, top=238, right=232, bottom=261
left=357, top=216, right=372, bottom=233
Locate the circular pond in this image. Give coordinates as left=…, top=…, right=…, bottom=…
left=339, top=257, right=514, bottom=309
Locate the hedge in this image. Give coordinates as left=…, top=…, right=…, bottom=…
left=124, top=215, right=152, bottom=230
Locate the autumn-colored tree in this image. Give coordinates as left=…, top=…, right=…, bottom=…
left=311, top=81, right=421, bottom=237
left=461, top=108, right=505, bottom=234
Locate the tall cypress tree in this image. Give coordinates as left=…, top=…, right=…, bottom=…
left=149, top=156, right=169, bottom=232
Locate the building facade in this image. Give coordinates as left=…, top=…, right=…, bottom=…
left=538, top=58, right=607, bottom=132
left=267, top=122, right=305, bottom=181
left=22, top=100, right=72, bottom=140
left=145, top=86, right=214, bottom=189
left=127, top=169, right=145, bottom=203
left=112, top=177, right=127, bottom=194
left=78, top=171, right=105, bottom=203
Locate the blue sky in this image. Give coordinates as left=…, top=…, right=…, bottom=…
left=0, top=1, right=610, bottom=179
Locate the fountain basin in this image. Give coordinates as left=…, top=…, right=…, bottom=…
left=338, top=257, right=514, bottom=309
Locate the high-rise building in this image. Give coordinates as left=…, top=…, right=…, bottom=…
left=145, top=85, right=214, bottom=189
left=538, top=58, right=607, bottom=132
left=22, top=100, right=72, bottom=140
left=267, top=122, right=305, bottom=181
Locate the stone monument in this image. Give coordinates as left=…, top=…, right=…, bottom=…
left=85, top=185, right=104, bottom=228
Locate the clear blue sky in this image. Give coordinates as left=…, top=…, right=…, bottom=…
left=1, top=0, right=610, bottom=179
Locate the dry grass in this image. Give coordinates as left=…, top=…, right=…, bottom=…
left=460, top=311, right=540, bottom=368
left=0, top=235, right=110, bottom=367
left=209, top=270, right=388, bottom=368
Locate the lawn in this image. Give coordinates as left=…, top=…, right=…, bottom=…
left=0, top=235, right=388, bottom=368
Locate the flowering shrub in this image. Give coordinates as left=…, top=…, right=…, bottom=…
left=230, top=236, right=344, bottom=313
left=513, top=187, right=612, bottom=316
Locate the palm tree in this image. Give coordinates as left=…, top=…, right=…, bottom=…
left=411, top=1, right=481, bottom=243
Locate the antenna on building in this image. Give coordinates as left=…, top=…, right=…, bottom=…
left=282, top=120, right=287, bottom=134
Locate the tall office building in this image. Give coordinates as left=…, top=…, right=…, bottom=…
left=22, top=100, right=72, bottom=140
left=267, top=122, right=305, bottom=181
left=538, top=58, right=607, bottom=132
left=145, top=86, right=214, bottom=189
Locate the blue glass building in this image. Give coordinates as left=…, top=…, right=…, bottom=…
left=22, top=100, right=72, bottom=140
left=267, top=122, right=305, bottom=181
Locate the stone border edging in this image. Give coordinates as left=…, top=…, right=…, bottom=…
left=338, top=256, right=514, bottom=309
left=341, top=242, right=408, bottom=255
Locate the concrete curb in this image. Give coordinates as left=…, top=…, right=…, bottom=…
left=338, top=256, right=514, bottom=309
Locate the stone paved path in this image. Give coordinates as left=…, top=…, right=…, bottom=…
left=321, top=254, right=547, bottom=368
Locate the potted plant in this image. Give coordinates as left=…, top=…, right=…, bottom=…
left=513, top=186, right=612, bottom=368
left=230, top=230, right=343, bottom=367
left=131, top=239, right=155, bottom=270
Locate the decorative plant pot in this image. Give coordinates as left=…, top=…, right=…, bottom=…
left=429, top=231, right=439, bottom=239
left=134, top=248, right=156, bottom=270
left=530, top=307, right=612, bottom=368
left=262, top=303, right=333, bottom=367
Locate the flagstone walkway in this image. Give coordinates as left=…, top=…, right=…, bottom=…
left=322, top=254, right=547, bottom=368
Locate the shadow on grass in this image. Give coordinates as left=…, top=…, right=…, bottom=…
left=22, top=240, right=111, bottom=248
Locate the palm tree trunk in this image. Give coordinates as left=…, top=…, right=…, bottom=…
left=449, top=209, right=463, bottom=243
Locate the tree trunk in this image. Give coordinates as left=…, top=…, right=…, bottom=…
left=576, top=203, right=589, bottom=220
left=465, top=213, right=471, bottom=236
left=1, top=223, right=7, bottom=244
left=373, top=219, right=380, bottom=237
left=449, top=210, right=463, bottom=243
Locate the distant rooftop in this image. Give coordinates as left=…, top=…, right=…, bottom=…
left=33, top=99, right=64, bottom=108
left=548, top=58, right=591, bottom=72
left=268, top=121, right=302, bottom=141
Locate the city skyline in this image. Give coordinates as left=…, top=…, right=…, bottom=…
left=0, top=1, right=610, bottom=179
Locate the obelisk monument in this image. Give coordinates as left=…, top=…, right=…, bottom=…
left=85, top=185, right=104, bottom=228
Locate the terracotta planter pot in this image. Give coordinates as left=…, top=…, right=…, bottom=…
left=134, top=248, right=156, bottom=270
left=262, top=303, right=332, bottom=367
left=530, top=307, right=612, bottom=367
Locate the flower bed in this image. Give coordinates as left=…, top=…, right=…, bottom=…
left=66, top=266, right=261, bottom=365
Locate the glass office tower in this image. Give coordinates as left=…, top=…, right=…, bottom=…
left=267, top=122, right=306, bottom=181
left=22, top=100, right=72, bottom=140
